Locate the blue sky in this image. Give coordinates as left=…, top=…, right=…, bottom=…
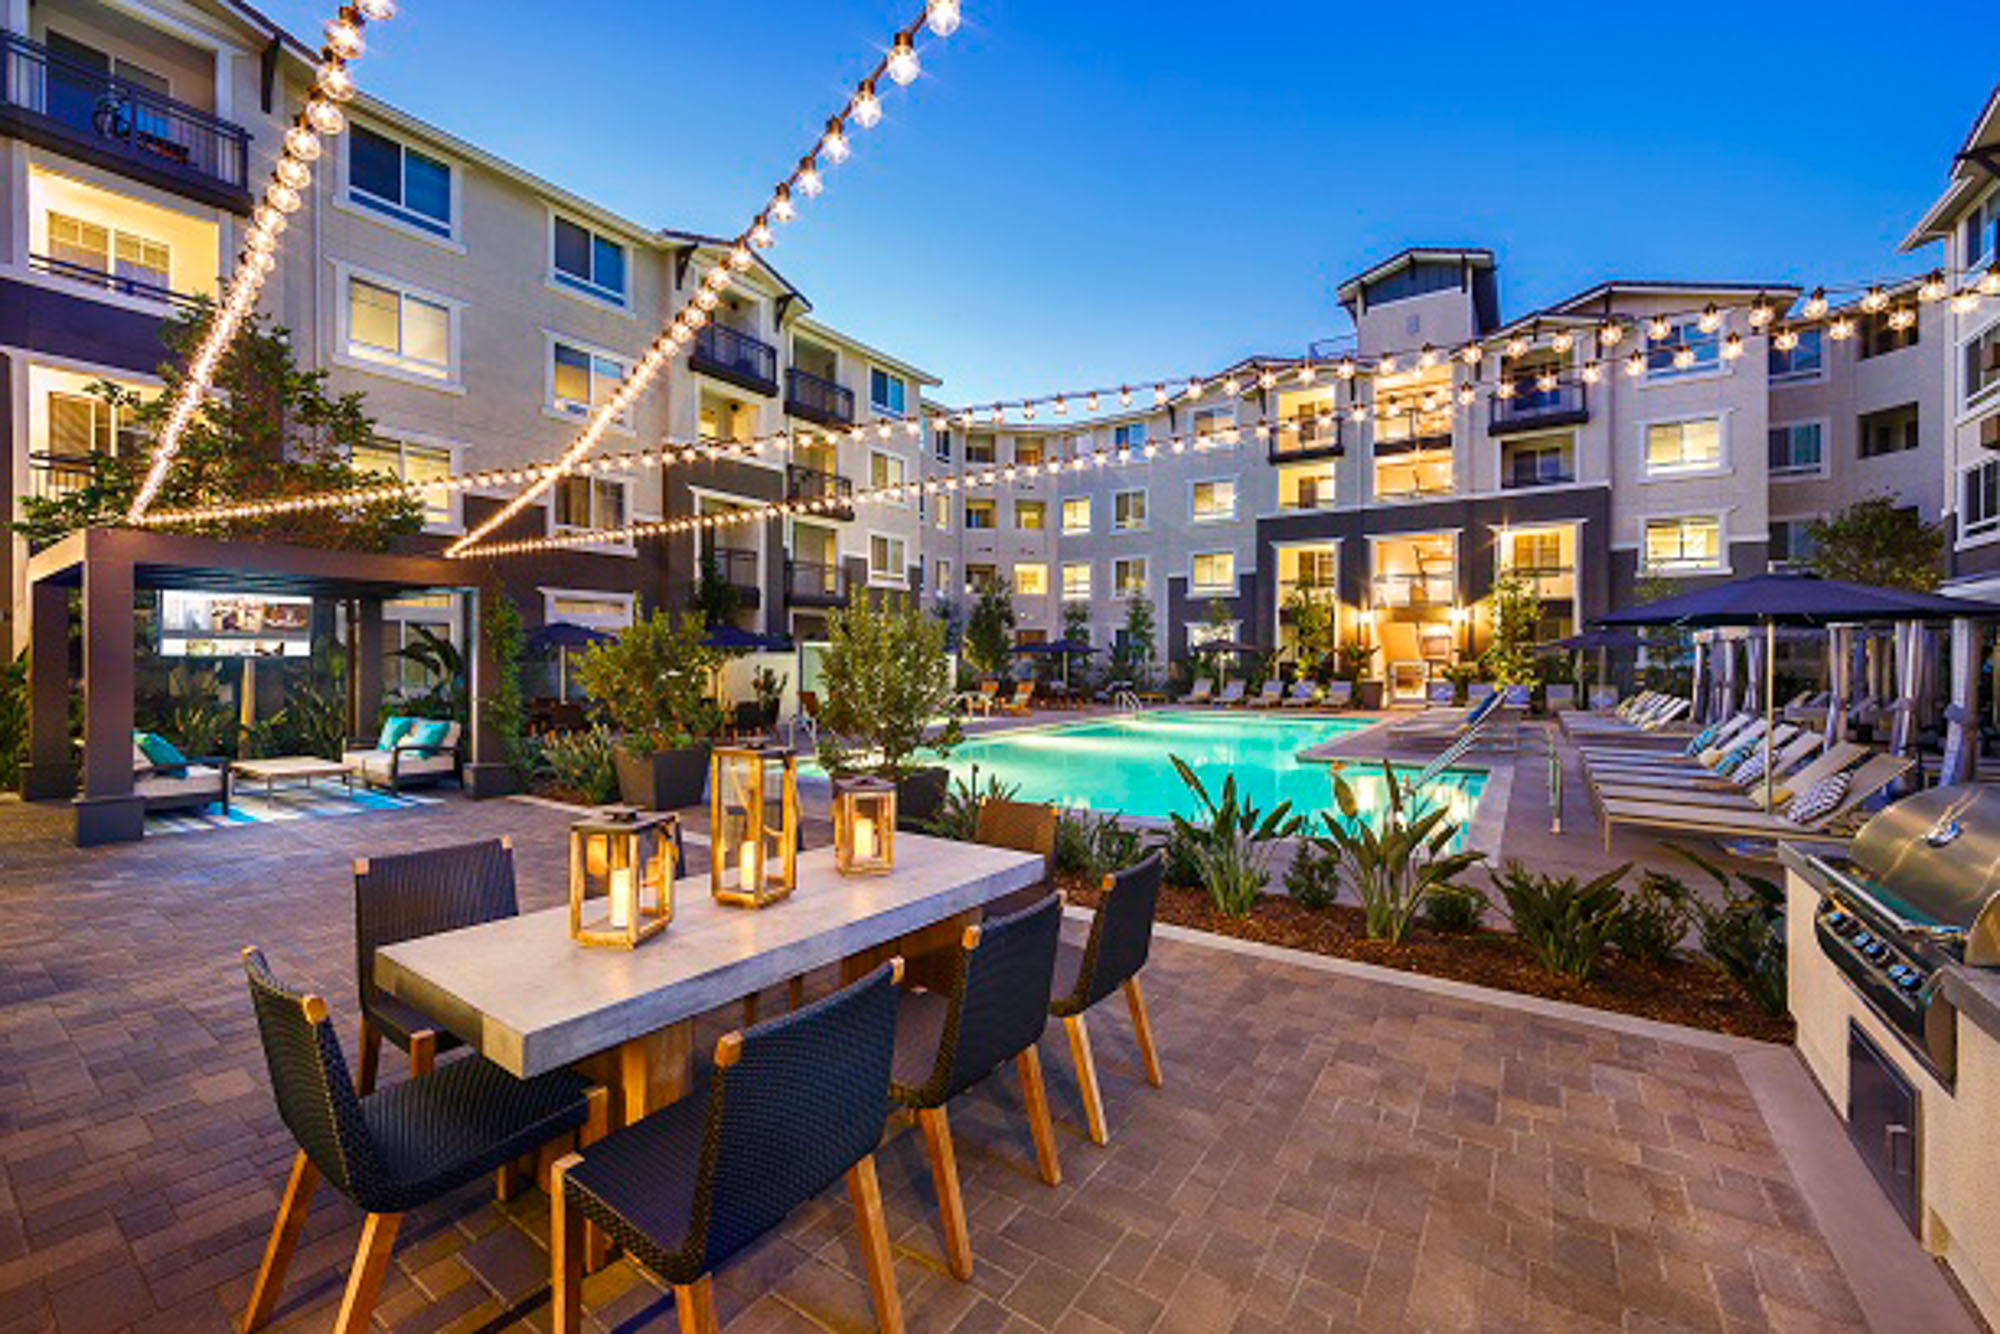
left=262, top=0, right=1995, bottom=404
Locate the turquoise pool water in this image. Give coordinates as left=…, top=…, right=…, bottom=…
left=931, top=711, right=1485, bottom=830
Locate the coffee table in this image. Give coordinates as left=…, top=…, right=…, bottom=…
left=230, top=756, right=354, bottom=799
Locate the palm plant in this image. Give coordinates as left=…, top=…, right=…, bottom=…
left=389, top=625, right=466, bottom=720
left=1313, top=761, right=1484, bottom=943
left=1168, top=755, right=1302, bottom=917
left=1491, top=861, right=1630, bottom=981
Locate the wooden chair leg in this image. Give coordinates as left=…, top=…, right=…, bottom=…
left=1016, top=1047, right=1062, bottom=1186
left=550, top=1154, right=585, bottom=1334
left=408, top=1029, right=436, bottom=1079
left=1063, top=1013, right=1109, bottom=1146
left=579, top=1087, right=611, bottom=1272
left=1124, top=975, right=1164, bottom=1089
left=916, top=1105, right=973, bottom=1280
left=331, top=1212, right=401, bottom=1334
left=846, top=1156, right=903, bottom=1334
left=496, top=1159, right=521, bottom=1203
left=355, top=1019, right=381, bottom=1096
left=244, top=1150, right=318, bottom=1332
left=672, top=1274, right=720, bottom=1334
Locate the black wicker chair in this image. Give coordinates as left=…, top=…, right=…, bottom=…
left=1050, top=851, right=1165, bottom=1145
left=352, top=837, right=518, bottom=1096
left=240, top=948, right=603, bottom=1334
left=891, top=894, right=1063, bottom=1279
left=550, top=961, right=906, bottom=1334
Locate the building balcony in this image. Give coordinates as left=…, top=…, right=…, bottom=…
left=28, top=251, right=196, bottom=307
left=785, top=559, right=849, bottom=608
left=1489, top=380, right=1589, bottom=436
left=1372, top=413, right=1455, bottom=456
left=27, top=450, right=97, bottom=502
left=0, top=30, right=251, bottom=211
left=703, top=544, right=763, bottom=609
left=784, top=367, right=854, bottom=427
left=1501, top=465, right=1577, bottom=490
left=690, top=323, right=778, bottom=396
left=1268, top=417, right=1343, bottom=463
left=1371, top=572, right=1457, bottom=609
left=1502, top=564, right=1577, bottom=601
left=786, top=463, right=854, bottom=519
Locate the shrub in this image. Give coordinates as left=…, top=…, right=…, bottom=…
left=0, top=650, right=25, bottom=789
left=1311, top=762, right=1484, bottom=943
left=1056, top=811, right=1146, bottom=881
left=1491, top=861, right=1631, bottom=981
left=816, top=596, right=961, bottom=780
left=1158, top=821, right=1204, bottom=888
left=576, top=610, right=722, bottom=756
left=1167, top=755, right=1302, bottom=918
left=1610, top=871, right=1694, bottom=964
left=537, top=724, right=620, bottom=805
left=1283, top=840, right=1340, bottom=909
left=1669, top=845, right=1788, bottom=1015
left=1423, top=885, right=1488, bottom=933
left=922, top=766, right=1020, bottom=842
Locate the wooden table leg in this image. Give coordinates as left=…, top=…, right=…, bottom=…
left=846, top=909, right=975, bottom=990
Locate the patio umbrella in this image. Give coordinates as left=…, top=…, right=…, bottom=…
left=1600, top=573, right=1995, bottom=812
left=527, top=621, right=613, bottom=699
left=1542, top=628, right=1645, bottom=704
left=703, top=624, right=775, bottom=652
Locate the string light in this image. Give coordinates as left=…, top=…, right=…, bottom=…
left=446, top=5, right=955, bottom=559
left=126, top=0, right=396, bottom=523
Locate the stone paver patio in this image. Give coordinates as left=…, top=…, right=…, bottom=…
left=0, top=756, right=1962, bottom=1331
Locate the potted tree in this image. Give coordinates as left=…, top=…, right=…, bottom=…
left=815, top=595, right=962, bottom=828
left=576, top=610, right=723, bottom=810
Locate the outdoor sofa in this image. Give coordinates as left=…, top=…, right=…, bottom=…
left=343, top=717, right=462, bottom=793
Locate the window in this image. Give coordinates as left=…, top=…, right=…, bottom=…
left=870, top=451, right=906, bottom=493
left=1768, top=327, right=1823, bottom=381
left=1966, top=323, right=2000, bottom=406
left=1191, top=552, right=1236, bottom=593
left=547, top=592, right=633, bottom=632
left=965, top=499, right=995, bottom=529
left=44, top=390, right=141, bottom=460
left=966, top=435, right=996, bottom=464
left=1061, top=563, right=1092, bottom=599
left=1016, top=499, right=1046, bottom=531
left=1113, top=422, right=1147, bottom=449
left=1859, top=310, right=1919, bottom=360
left=933, top=429, right=952, bottom=462
left=1768, top=519, right=1816, bottom=568
left=554, top=475, right=627, bottom=531
left=1767, top=422, right=1823, bottom=476
left=1644, top=516, right=1723, bottom=573
left=1966, top=461, right=2000, bottom=539
left=870, top=534, right=908, bottom=583
left=351, top=436, right=455, bottom=526
left=933, top=497, right=950, bottom=531
left=46, top=211, right=171, bottom=293
left=348, top=124, right=452, bottom=237
left=1113, top=558, right=1148, bottom=598
left=1062, top=497, right=1091, bottom=533
left=1501, top=439, right=1572, bottom=487
left=1015, top=437, right=1045, bottom=467
left=551, top=216, right=627, bottom=304
left=552, top=341, right=629, bottom=425
left=1859, top=404, right=1920, bottom=459
left=347, top=276, right=452, bottom=379
left=1645, top=321, right=1719, bottom=378
left=1192, top=407, right=1232, bottom=439
left=1014, top=563, right=1048, bottom=596
left=1965, top=191, right=2000, bottom=270
left=967, top=563, right=997, bottom=593
left=1505, top=530, right=1566, bottom=575
left=869, top=368, right=907, bottom=415
left=1644, top=418, right=1722, bottom=476
left=1113, top=489, right=1147, bottom=531
left=1191, top=479, right=1236, bottom=522
left=1277, top=461, right=1337, bottom=509
left=935, top=559, right=952, bottom=594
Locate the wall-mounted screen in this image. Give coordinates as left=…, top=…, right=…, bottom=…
left=158, top=592, right=312, bottom=658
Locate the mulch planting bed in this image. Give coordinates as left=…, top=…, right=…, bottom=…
left=1061, top=873, right=1794, bottom=1043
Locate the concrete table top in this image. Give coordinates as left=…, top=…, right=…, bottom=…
left=375, top=833, right=1044, bottom=1078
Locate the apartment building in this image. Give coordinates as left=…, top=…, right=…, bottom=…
left=0, top=0, right=935, bottom=660
left=923, top=248, right=1948, bottom=694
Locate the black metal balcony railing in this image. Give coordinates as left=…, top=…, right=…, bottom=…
left=1, top=31, right=249, bottom=196
left=1269, top=415, right=1342, bottom=463
left=784, top=367, right=854, bottom=427
left=785, top=559, right=849, bottom=607
left=1372, top=411, right=1455, bottom=455
left=1502, top=463, right=1577, bottom=490
left=785, top=463, right=854, bottom=517
left=690, top=323, right=777, bottom=395
left=29, top=252, right=195, bottom=306
left=28, top=451, right=97, bottom=501
left=1489, top=379, right=1589, bottom=435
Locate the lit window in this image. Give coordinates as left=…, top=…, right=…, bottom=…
left=869, top=368, right=907, bottom=415
left=1016, top=499, right=1045, bottom=530
left=46, top=211, right=172, bottom=294
left=1015, top=563, right=1048, bottom=596
left=1767, top=423, right=1823, bottom=476
left=1191, top=479, right=1236, bottom=522
left=870, top=451, right=906, bottom=491
left=552, top=341, right=629, bottom=425
left=1644, top=516, right=1722, bottom=573
left=1015, top=438, right=1045, bottom=467
left=1192, top=407, right=1232, bottom=439
left=348, top=124, right=452, bottom=237
left=347, top=276, right=451, bottom=378
left=870, top=534, right=907, bottom=582
left=1966, top=326, right=2000, bottom=406
left=1113, top=489, right=1147, bottom=531
left=1113, top=558, right=1148, bottom=598
left=1278, top=462, right=1336, bottom=510
left=554, top=475, right=626, bottom=531
left=965, top=499, right=995, bottom=529
left=1964, top=460, right=2000, bottom=539
left=1062, top=562, right=1091, bottom=599
left=966, top=435, right=996, bottom=464
left=1062, top=497, right=1091, bottom=533
left=933, top=497, right=950, bottom=531
left=552, top=216, right=627, bottom=304
left=351, top=436, right=455, bottom=526
left=1191, top=551, right=1235, bottom=593
left=935, top=558, right=952, bottom=592
left=1644, top=418, right=1721, bottom=476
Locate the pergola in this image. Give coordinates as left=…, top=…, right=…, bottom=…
left=22, top=528, right=510, bottom=845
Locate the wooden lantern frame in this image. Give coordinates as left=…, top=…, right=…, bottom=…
left=568, top=808, right=677, bottom=948
left=832, top=776, right=896, bottom=876
left=710, top=744, right=798, bottom=908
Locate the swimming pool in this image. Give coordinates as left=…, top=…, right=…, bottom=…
left=933, top=711, right=1485, bottom=830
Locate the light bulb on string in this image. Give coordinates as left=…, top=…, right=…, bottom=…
left=1698, top=304, right=1721, bottom=334
left=1748, top=300, right=1774, bottom=329
left=1860, top=286, right=1888, bottom=313
left=1722, top=332, right=1743, bottom=360
left=283, top=125, right=321, bottom=161
left=926, top=0, right=962, bottom=36
left=1647, top=316, right=1671, bottom=342
left=851, top=80, right=883, bottom=129
left=886, top=33, right=920, bottom=85
left=796, top=159, right=823, bottom=197
left=325, top=16, right=365, bottom=58
left=1598, top=321, right=1624, bottom=347
left=1803, top=288, right=1829, bottom=319
left=821, top=117, right=851, bottom=163
left=316, top=62, right=356, bottom=101
left=770, top=185, right=796, bottom=223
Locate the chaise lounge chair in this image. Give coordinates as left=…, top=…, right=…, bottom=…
left=1247, top=680, right=1285, bottom=709
left=1211, top=680, right=1246, bottom=707
left=1281, top=680, right=1320, bottom=708
left=1001, top=680, right=1036, bottom=715
left=1591, top=751, right=1911, bottom=851
left=1182, top=677, right=1214, bottom=705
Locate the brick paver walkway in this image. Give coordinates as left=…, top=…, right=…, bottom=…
left=0, top=795, right=1870, bottom=1332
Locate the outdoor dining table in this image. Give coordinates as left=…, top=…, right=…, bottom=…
left=373, top=833, right=1045, bottom=1127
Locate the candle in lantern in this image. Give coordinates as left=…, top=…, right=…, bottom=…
left=609, top=866, right=633, bottom=929
left=738, top=844, right=761, bottom=893
left=854, top=813, right=878, bottom=861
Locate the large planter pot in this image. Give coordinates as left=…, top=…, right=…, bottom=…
left=894, top=766, right=950, bottom=832
left=614, top=742, right=712, bottom=811
left=1356, top=679, right=1385, bottom=710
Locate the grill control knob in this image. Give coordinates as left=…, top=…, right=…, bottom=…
left=1897, top=971, right=1924, bottom=992
left=1862, top=941, right=1889, bottom=964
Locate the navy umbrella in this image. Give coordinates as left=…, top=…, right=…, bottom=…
left=703, top=624, right=777, bottom=652
left=529, top=621, right=614, bottom=698
left=1544, top=629, right=1647, bottom=652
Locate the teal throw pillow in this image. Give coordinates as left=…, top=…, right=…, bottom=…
left=135, top=731, right=189, bottom=779
left=377, top=716, right=415, bottom=752
left=407, top=719, right=453, bottom=754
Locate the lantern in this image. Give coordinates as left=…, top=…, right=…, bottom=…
left=568, top=807, right=676, bottom=948
left=710, top=744, right=798, bottom=908
left=832, top=776, right=896, bottom=876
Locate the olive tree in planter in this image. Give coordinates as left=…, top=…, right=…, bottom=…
left=816, top=594, right=962, bottom=828
left=575, top=610, right=723, bottom=810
